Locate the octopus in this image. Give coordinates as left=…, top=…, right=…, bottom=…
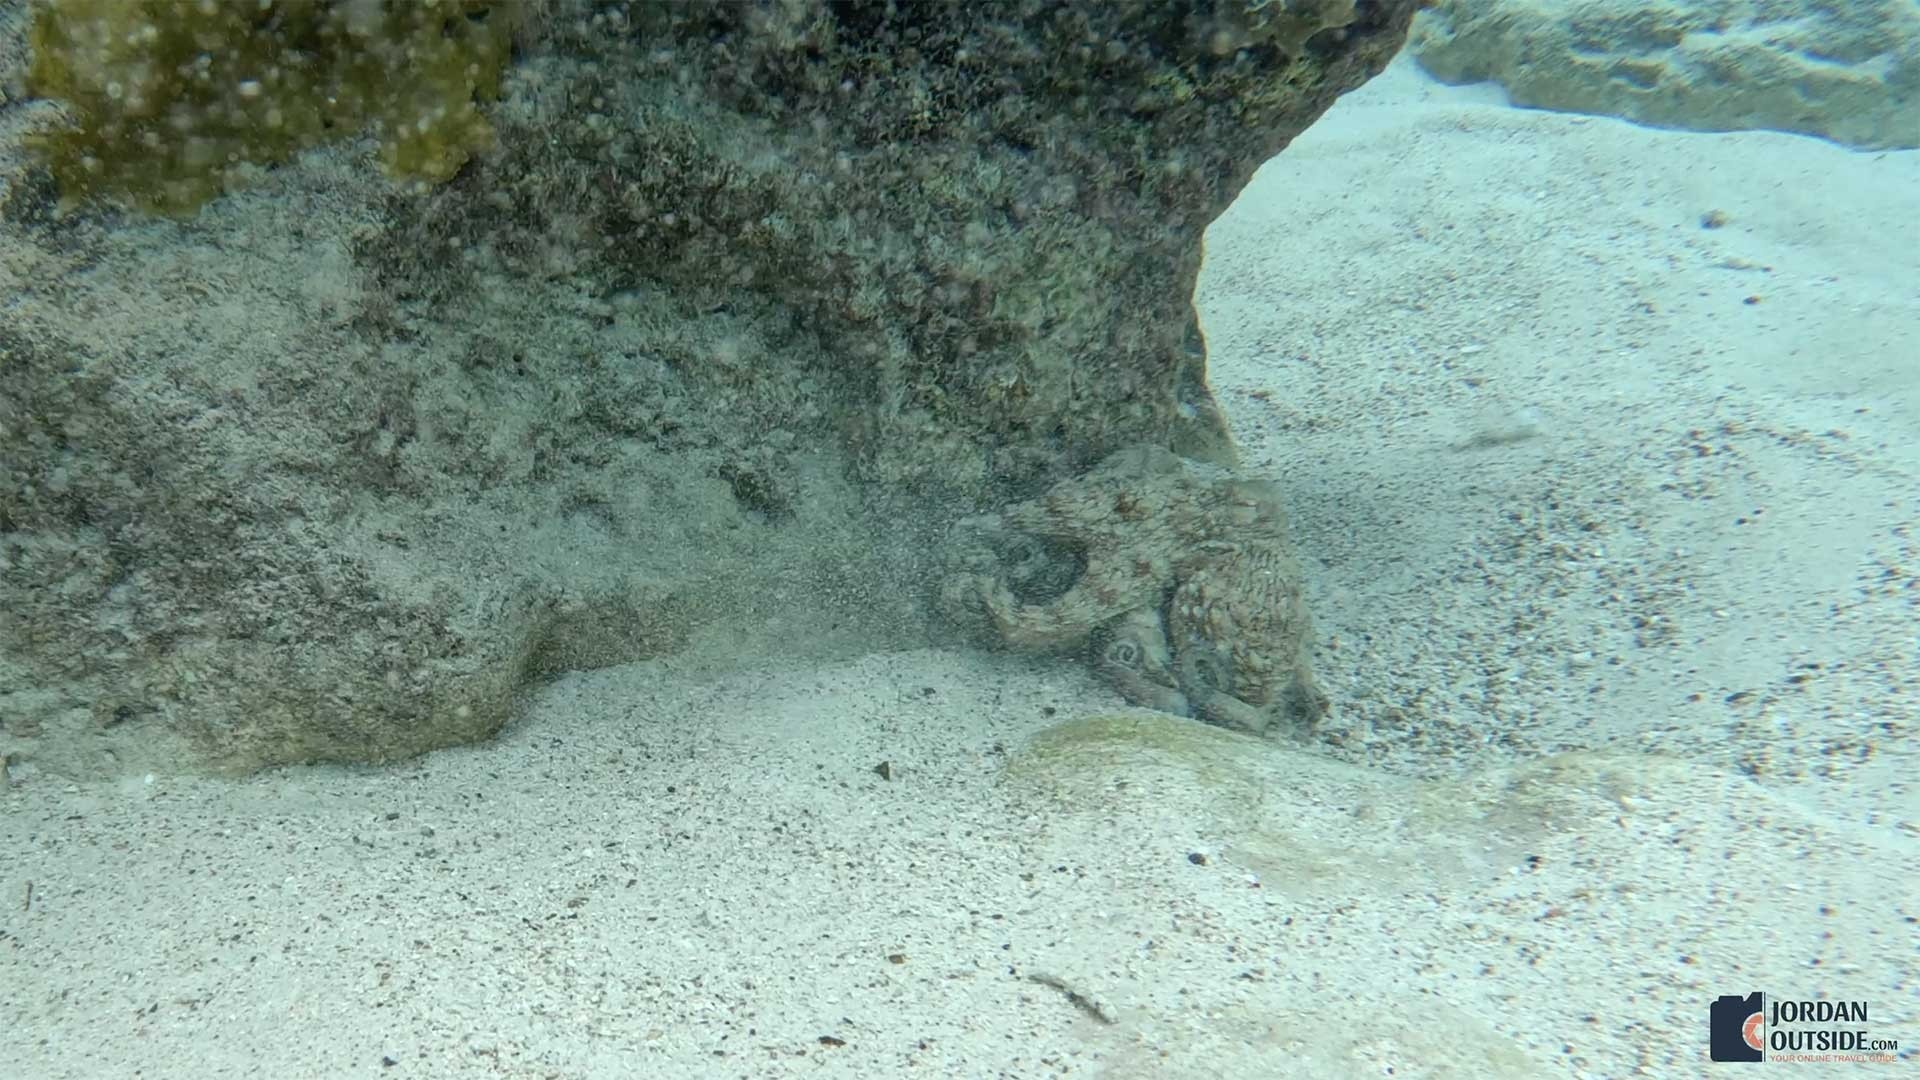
left=942, top=446, right=1329, bottom=734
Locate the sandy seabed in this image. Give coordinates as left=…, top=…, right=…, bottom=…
left=4, top=57, right=1916, bottom=1079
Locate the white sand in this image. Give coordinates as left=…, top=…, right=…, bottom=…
left=5, top=57, right=1916, bottom=1078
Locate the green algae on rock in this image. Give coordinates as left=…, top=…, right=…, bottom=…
left=26, top=0, right=517, bottom=215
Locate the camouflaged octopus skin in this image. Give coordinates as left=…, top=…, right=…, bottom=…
left=945, top=446, right=1329, bottom=734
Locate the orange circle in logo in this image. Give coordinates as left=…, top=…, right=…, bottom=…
left=1742, top=1011, right=1765, bottom=1052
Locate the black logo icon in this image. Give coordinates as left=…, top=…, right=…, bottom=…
left=1712, top=992, right=1765, bottom=1063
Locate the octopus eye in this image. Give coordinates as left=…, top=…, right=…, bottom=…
left=1182, top=650, right=1229, bottom=694
left=1105, top=638, right=1143, bottom=669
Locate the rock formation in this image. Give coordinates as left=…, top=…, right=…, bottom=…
left=0, top=0, right=1416, bottom=777
left=1411, top=0, right=1920, bottom=149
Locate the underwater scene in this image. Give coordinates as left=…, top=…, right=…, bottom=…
left=1, top=1, right=1914, bottom=1076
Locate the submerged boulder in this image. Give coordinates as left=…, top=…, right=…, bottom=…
left=0, top=0, right=1418, bottom=776
left=1411, top=0, right=1920, bottom=149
